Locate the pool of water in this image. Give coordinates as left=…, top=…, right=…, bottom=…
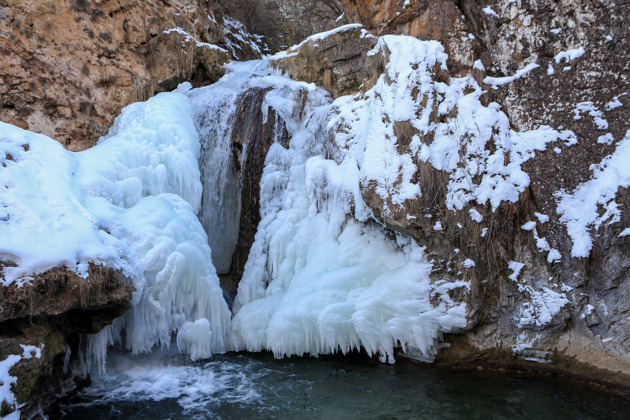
left=56, top=351, right=629, bottom=419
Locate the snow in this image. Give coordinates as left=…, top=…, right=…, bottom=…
left=521, top=221, right=536, bottom=231
left=163, top=27, right=227, bottom=52
left=619, top=228, right=630, bottom=237
left=605, top=96, right=623, bottom=111
left=508, top=261, right=525, bottom=281
left=573, top=102, right=608, bottom=130
left=0, top=344, right=43, bottom=417
left=597, top=133, right=614, bottom=145
left=468, top=209, right=483, bottom=223
left=531, top=228, right=562, bottom=263
left=517, top=285, right=569, bottom=327
left=289, top=24, right=363, bottom=52
left=222, top=17, right=266, bottom=58
left=580, top=304, right=595, bottom=319
left=550, top=28, right=562, bottom=34
left=482, top=7, right=499, bottom=17
left=330, top=35, right=574, bottom=213
left=433, top=221, right=443, bottom=231
left=557, top=130, right=630, bottom=257
left=461, top=259, right=475, bottom=269
left=483, top=63, right=540, bottom=88
left=554, top=47, right=585, bottom=64
left=535, top=213, right=549, bottom=223
left=473, top=60, right=485, bottom=71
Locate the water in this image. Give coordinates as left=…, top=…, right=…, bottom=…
left=56, top=351, right=629, bottom=419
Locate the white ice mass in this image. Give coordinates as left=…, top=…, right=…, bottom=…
left=1, top=90, right=231, bottom=368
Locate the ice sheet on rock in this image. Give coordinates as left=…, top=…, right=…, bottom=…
left=557, top=130, right=630, bottom=258
left=231, top=56, right=467, bottom=362
left=0, top=92, right=231, bottom=365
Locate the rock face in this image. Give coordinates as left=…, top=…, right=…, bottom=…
left=321, top=0, right=630, bottom=387
left=272, top=25, right=380, bottom=98
left=0, top=0, right=236, bottom=151
left=273, top=0, right=630, bottom=388
left=224, top=88, right=294, bottom=297
left=220, top=0, right=345, bottom=53
left=0, top=264, right=132, bottom=417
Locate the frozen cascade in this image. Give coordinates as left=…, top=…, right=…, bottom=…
left=0, top=87, right=232, bottom=369
left=1, top=33, right=471, bottom=370
left=194, top=83, right=245, bottom=274
left=77, top=90, right=233, bottom=367
left=229, top=46, right=468, bottom=362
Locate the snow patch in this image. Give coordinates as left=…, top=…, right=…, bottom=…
left=554, top=47, right=585, bottom=64
left=557, top=130, right=630, bottom=257
left=483, top=63, right=540, bottom=88
left=0, top=344, right=43, bottom=417
left=508, top=261, right=525, bottom=281
left=163, top=27, right=227, bottom=52
left=482, top=7, right=499, bottom=17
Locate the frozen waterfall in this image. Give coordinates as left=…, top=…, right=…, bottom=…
left=1, top=34, right=471, bottom=369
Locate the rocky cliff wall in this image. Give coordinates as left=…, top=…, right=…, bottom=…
left=320, top=0, right=630, bottom=386
left=0, top=0, right=242, bottom=150
left=0, top=264, right=131, bottom=417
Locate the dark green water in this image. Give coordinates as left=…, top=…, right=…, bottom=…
left=57, top=351, right=629, bottom=419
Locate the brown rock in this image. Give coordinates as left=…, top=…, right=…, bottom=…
left=0, top=0, right=232, bottom=150
left=0, top=263, right=132, bottom=416
left=271, top=26, right=380, bottom=98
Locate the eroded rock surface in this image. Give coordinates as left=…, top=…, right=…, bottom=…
left=0, top=264, right=132, bottom=417
left=0, top=0, right=235, bottom=150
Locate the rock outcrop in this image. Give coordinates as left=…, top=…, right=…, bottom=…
left=0, top=0, right=239, bottom=150
left=0, top=264, right=132, bottom=417
left=220, top=0, right=345, bottom=53
left=272, top=0, right=630, bottom=388
left=313, top=0, right=630, bottom=387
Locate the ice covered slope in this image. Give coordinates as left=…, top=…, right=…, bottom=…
left=0, top=90, right=231, bottom=365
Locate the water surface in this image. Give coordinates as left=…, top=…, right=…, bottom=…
left=57, top=351, right=630, bottom=419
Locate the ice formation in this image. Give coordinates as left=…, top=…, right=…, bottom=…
left=1, top=91, right=231, bottom=367
left=229, top=80, right=467, bottom=363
